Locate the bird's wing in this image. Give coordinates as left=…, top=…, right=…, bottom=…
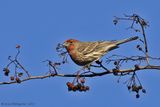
left=77, top=42, right=98, bottom=55
left=77, top=41, right=117, bottom=57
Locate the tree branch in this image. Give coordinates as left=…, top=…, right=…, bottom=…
left=1, top=64, right=159, bottom=85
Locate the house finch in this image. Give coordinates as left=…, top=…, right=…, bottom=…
left=63, top=36, right=138, bottom=67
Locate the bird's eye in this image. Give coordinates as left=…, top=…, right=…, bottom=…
left=70, top=41, right=73, bottom=43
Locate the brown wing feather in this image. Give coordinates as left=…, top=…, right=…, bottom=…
left=77, top=41, right=117, bottom=56
left=77, top=42, right=99, bottom=55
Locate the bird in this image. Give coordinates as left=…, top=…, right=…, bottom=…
left=63, top=36, right=138, bottom=67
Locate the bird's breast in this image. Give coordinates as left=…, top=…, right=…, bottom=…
left=67, top=45, right=75, bottom=52
left=68, top=51, right=93, bottom=66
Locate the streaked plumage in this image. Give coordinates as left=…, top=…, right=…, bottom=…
left=63, top=36, right=138, bottom=66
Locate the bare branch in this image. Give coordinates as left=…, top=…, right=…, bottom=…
left=0, top=64, right=159, bottom=85
left=114, top=14, right=149, bottom=64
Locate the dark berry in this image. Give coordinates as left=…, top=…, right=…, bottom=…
left=3, top=68, right=10, bottom=76
left=138, top=47, right=142, bottom=51
left=136, top=94, right=140, bottom=98
left=68, top=87, right=72, bottom=91
left=134, top=64, right=140, bottom=70
left=77, top=83, right=82, bottom=89
left=85, top=86, right=90, bottom=91
left=80, top=79, right=85, bottom=84
left=66, top=82, right=72, bottom=87
left=142, top=89, right=146, bottom=93
left=16, top=45, right=21, bottom=49
left=16, top=77, right=21, bottom=83
left=10, top=76, right=15, bottom=81
left=127, top=86, right=131, bottom=90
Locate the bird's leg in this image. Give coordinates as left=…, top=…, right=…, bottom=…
left=95, top=60, right=102, bottom=64
left=95, top=60, right=110, bottom=71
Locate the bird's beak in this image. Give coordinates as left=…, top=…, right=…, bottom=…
left=63, top=42, right=68, bottom=47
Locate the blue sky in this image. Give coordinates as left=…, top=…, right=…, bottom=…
left=0, top=0, right=160, bottom=107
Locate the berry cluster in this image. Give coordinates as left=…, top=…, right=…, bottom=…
left=128, top=84, right=146, bottom=98
left=66, top=82, right=89, bottom=92
left=3, top=67, right=23, bottom=83
left=10, top=76, right=21, bottom=83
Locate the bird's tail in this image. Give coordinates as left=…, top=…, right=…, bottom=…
left=115, top=36, right=139, bottom=45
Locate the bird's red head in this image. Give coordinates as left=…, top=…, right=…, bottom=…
left=65, top=39, right=79, bottom=44
left=63, top=39, right=79, bottom=52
